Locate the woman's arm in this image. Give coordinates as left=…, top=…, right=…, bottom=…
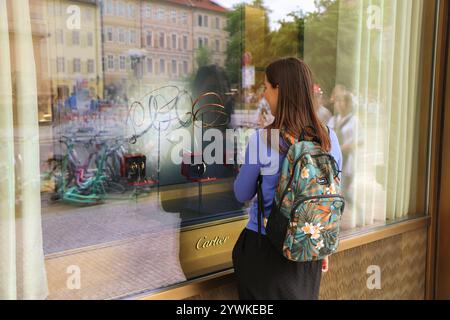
left=233, top=132, right=262, bottom=203
left=329, top=129, right=343, bottom=172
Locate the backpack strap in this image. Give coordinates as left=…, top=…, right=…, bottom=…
left=256, top=175, right=264, bottom=247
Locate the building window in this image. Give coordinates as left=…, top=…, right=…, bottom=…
left=198, top=15, right=203, bottom=27
left=183, top=61, right=188, bottom=74
left=204, top=37, right=209, bottom=47
left=128, top=4, right=135, bottom=18
left=47, top=3, right=54, bottom=16
left=106, top=0, right=113, bottom=15
left=112, top=0, right=117, bottom=15
left=118, top=28, right=125, bottom=43
left=172, top=34, right=177, bottom=50
left=215, top=39, right=220, bottom=52
left=145, top=4, right=151, bottom=18
left=147, top=58, right=153, bottom=73
left=216, top=17, right=220, bottom=29
left=171, top=10, right=177, bottom=23
left=87, top=59, right=95, bottom=73
left=159, top=59, right=165, bottom=74
left=55, top=3, right=63, bottom=15
left=72, top=30, right=80, bottom=45
left=87, top=33, right=93, bottom=47
left=146, top=32, right=152, bottom=47
left=119, top=56, right=126, bottom=70
left=171, top=60, right=177, bottom=74
left=56, top=57, right=65, bottom=73
left=130, top=30, right=136, bottom=44
left=182, top=12, right=187, bottom=25
left=119, top=2, right=126, bottom=17
left=56, top=29, right=64, bottom=45
left=107, top=55, right=114, bottom=70
left=107, top=27, right=113, bottom=42
left=73, top=59, right=81, bottom=73
left=183, top=35, right=188, bottom=50
left=198, top=38, right=203, bottom=48
left=204, top=15, right=208, bottom=27
left=159, top=32, right=165, bottom=48
left=85, top=9, right=93, bottom=22
left=157, top=8, right=165, bottom=20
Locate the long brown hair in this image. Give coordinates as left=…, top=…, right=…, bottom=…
left=265, top=57, right=331, bottom=152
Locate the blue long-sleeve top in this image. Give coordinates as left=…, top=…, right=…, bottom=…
left=234, top=129, right=343, bottom=235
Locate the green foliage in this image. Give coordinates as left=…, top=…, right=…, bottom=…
left=222, top=0, right=360, bottom=98
left=195, top=46, right=212, bottom=68
left=225, top=3, right=244, bottom=86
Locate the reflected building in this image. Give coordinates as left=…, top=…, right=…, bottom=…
left=191, top=0, right=228, bottom=68
left=100, top=0, right=229, bottom=96
left=140, top=0, right=194, bottom=88
left=101, top=0, right=142, bottom=98
left=45, top=0, right=103, bottom=104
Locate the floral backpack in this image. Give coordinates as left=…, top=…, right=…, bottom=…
left=257, top=127, right=345, bottom=262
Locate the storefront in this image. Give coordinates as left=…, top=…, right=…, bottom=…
left=0, top=0, right=449, bottom=300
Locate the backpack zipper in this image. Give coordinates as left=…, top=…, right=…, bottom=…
left=291, top=194, right=346, bottom=217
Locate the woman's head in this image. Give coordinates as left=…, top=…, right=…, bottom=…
left=264, top=57, right=331, bottom=151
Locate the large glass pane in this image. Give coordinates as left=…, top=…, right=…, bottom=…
left=236, top=0, right=429, bottom=232
left=0, top=0, right=431, bottom=299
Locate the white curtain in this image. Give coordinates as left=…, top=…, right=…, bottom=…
left=0, top=0, right=48, bottom=299
left=334, top=0, right=424, bottom=229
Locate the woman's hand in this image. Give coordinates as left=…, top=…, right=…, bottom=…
left=322, top=256, right=329, bottom=273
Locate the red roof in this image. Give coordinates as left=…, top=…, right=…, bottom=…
left=165, top=0, right=191, bottom=7
left=161, top=0, right=227, bottom=13
left=188, top=0, right=228, bottom=13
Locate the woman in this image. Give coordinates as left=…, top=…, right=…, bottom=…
left=232, top=57, right=343, bottom=300
left=327, top=89, right=361, bottom=223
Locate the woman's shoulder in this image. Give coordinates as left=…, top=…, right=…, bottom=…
left=327, top=126, right=340, bottom=148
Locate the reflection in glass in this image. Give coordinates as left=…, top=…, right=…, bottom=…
left=0, top=0, right=430, bottom=299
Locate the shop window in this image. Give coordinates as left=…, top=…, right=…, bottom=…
left=0, top=0, right=433, bottom=300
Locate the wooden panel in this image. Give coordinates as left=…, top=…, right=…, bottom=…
left=426, top=0, right=449, bottom=300
left=436, top=1, right=450, bottom=298
left=320, top=228, right=427, bottom=299
left=186, top=228, right=428, bottom=300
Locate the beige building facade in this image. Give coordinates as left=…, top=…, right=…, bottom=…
left=101, top=0, right=142, bottom=97
left=191, top=1, right=228, bottom=68
left=45, top=0, right=103, bottom=101
left=140, top=0, right=194, bottom=89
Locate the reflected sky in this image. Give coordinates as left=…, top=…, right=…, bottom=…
left=214, top=0, right=317, bottom=30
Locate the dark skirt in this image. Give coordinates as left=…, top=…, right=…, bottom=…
left=232, top=228, right=322, bottom=300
